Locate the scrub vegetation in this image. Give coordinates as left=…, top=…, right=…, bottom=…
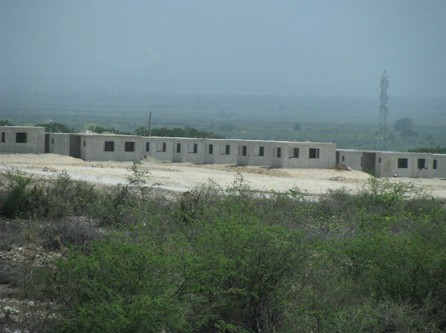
left=1, top=166, right=446, bottom=332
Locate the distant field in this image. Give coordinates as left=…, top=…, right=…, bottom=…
left=1, top=91, right=445, bottom=151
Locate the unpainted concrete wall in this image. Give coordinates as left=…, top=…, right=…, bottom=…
left=0, top=126, right=45, bottom=154
left=79, top=134, right=144, bottom=161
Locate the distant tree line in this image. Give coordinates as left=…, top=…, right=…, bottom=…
left=135, top=126, right=223, bottom=138
left=409, top=146, right=446, bottom=154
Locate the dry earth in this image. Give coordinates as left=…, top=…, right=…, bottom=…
left=1, top=153, right=446, bottom=200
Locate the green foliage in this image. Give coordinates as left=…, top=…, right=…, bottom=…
left=36, top=122, right=75, bottom=133
left=40, top=238, right=186, bottom=333
left=3, top=172, right=446, bottom=332
left=409, top=146, right=446, bottom=154
left=2, top=169, right=34, bottom=218
left=88, top=125, right=132, bottom=135
left=394, top=117, right=414, bottom=131
left=0, top=119, right=13, bottom=126
left=135, top=126, right=223, bottom=138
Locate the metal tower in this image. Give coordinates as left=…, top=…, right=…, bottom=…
left=376, top=70, right=390, bottom=151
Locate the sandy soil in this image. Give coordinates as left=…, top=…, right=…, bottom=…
left=1, top=153, right=446, bottom=200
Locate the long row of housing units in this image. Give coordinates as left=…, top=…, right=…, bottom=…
left=1, top=126, right=446, bottom=178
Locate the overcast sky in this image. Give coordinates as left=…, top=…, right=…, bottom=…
left=1, top=0, right=445, bottom=97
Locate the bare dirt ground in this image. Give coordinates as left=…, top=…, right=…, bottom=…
left=1, top=153, right=446, bottom=200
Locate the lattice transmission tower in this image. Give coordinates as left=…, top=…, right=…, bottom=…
left=376, top=70, right=390, bottom=151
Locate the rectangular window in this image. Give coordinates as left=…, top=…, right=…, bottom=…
left=276, top=147, right=281, bottom=158
left=177, top=143, right=181, bottom=153
left=309, top=148, right=320, bottom=159
left=433, top=159, right=437, bottom=170
left=145, top=142, right=150, bottom=152
left=379, top=157, right=381, bottom=163
left=162, top=142, right=166, bottom=152
left=242, top=145, right=247, bottom=156
left=125, top=142, right=135, bottom=152
left=1, top=132, right=5, bottom=143
left=208, top=144, right=213, bottom=154
left=398, top=158, right=408, bottom=169
left=417, top=158, right=426, bottom=169
left=292, top=148, right=299, bottom=158
left=259, top=146, right=264, bottom=156
left=104, top=141, right=114, bottom=152
left=83, top=140, right=86, bottom=147
left=341, top=156, right=345, bottom=162
left=51, top=138, right=54, bottom=144
left=193, top=143, right=198, bottom=153
left=225, top=144, right=230, bottom=155
left=16, top=132, right=27, bottom=143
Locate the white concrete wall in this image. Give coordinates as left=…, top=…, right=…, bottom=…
left=79, top=134, right=143, bottom=161
left=376, top=152, right=445, bottom=178
left=336, top=149, right=364, bottom=170
left=0, top=126, right=45, bottom=154
left=48, top=133, right=71, bottom=156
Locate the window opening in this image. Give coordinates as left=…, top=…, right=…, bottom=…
left=433, top=159, right=437, bottom=170
left=398, top=158, right=408, bottom=169
left=193, top=143, right=198, bottom=153
left=177, top=143, right=181, bottom=153
left=292, top=148, right=299, bottom=158
left=1, top=132, right=5, bottom=143
left=417, top=158, right=426, bottom=169
left=208, top=144, right=213, bottom=154
left=104, top=141, right=114, bottom=152
left=145, top=142, right=150, bottom=152
left=277, top=147, right=281, bottom=158
left=225, top=144, right=230, bottom=155
left=242, top=145, right=247, bottom=156
left=309, top=148, right=320, bottom=159
left=125, top=142, right=135, bottom=152
left=16, top=133, right=27, bottom=143
left=259, top=146, right=264, bottom=156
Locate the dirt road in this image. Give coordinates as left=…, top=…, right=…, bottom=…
left=1, top=153, right=446, bottom=200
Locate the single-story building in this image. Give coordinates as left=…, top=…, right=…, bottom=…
left=337, top=149, right=446, bottom=178
left=0, top=126, right=45, bottom=154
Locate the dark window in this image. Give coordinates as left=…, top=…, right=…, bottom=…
left=259, top=146, right=264, bottom=156
left=309, top=148, right=320, bottom=159
left=277, top=147, right=281, bottom=158
left=379, top=157, right=381, bottom=163
left=51, top=138, right=54, bottom=145
left=83, top=140, right=86, bottom=147
left=177, top=143, right=181, bottom=153
left=16, top=132, right=27, bottom=143
left=225, top=144, right=230, bottom=155
left=292, top=148, right=299, bottom=158
left=208, top=144, right=213, bottom=154
left=145, top=142, right=150, bottom=152
left=125, top=142, right=135, bottom=152
left=417, top=158, right=426, bottom=169
left=433, top=159, right=437, bottom=170
left=242, top=145, right=247, bottom=156
left=1, top=132, right=5, bottom=143
left=193, top=143, right=198, bottom=153
left=104, top=141, right=114, bottom=152
left=341, top=156, right=345, bottom=162
left=398, top=158, right=408, bottom=169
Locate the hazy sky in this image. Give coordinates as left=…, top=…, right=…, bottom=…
left=1, top=0, right=445, bottom=97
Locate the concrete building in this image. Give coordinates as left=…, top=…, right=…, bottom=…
left=2, top=125, right=445, bottom=179
left=45, top=133, right=71, bottom=156
left=0, top=126, right=45, bottom=154
left=337, top=149, right=446, bottom=178
left=72, top=133, right=144, bottom=162
left=143, top=137, right=336, bottom=169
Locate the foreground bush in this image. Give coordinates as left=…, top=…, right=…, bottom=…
left=2, top=171, right=446, bottom=332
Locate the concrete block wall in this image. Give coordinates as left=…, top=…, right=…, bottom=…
left=0, top=126, right=45, bottom=154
